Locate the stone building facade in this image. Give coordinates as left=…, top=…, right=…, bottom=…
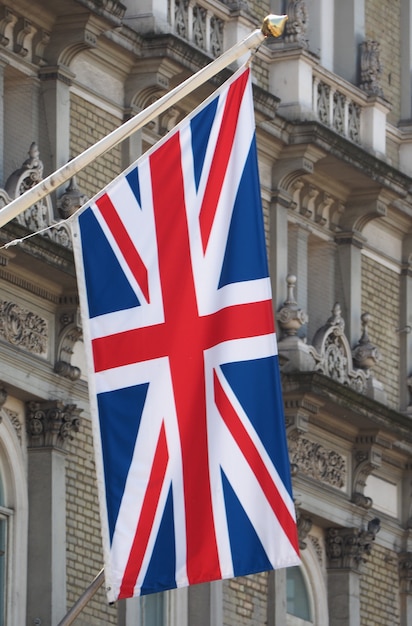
left=0, top=0, right=412, bottom=624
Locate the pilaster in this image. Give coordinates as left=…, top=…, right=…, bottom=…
left=326, top=518, right=380, bottom=626
left=334, top=0, right=365, bottom=85
left=26, top=400, right=81, bottom=626
left=39, top=65, right=74, bottom=173
left=335, top=232, right=364, bottom=347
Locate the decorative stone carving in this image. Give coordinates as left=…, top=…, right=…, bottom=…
left=288, top=436, right=346, bottom=489
left=14, top=18, right=36, bottom=58
left=352, top=312, right=386, bottom=402
left=353, top=313, right=381, bottom=370
left=359, top=40, right=383, bottom=97
left=309, top=535, right=324, bottom=566
left=57, top=176, right=88, bottom=219
left=210, top=15, right=223, bottom=57
left=26, top=400, right=81, bottom=450
left=399, top=552, right=412, bottom=594
left=295, top=506, right=313, bottom=550
left=55, top=305, right=83, bottom=380
left=326, top=518, right=381, bottom=571
left=193, top=5, right=206, bottom=50
left=312, top=304, right=367, bottom=393
left=174, top=0, right=189, bottom=38
left=0, top=6, right=17, bottom=48
left=277, top=275, right=308, bottom=338
left=277, top=275, right=317, bottom=372
left=0, top=299, right=48, bottom=356
left=284, top=0, right=308, bottom=47
left=4, top=144, right=73, bottom=248
left=4, top=408, right=22, bottom=443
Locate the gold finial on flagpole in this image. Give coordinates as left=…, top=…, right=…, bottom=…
left=261, top=14, right=288, bottom=38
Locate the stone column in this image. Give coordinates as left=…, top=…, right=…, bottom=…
left=334, top=0, right=365, bottom=84
left=326, top=519, right=380, bottom=626
left=25, top=400, right=81, bottom=626
left=335, top=233, right=363, bottom=347
left=39, top=66, right=73, bottom=173
left=269, top=191, right=292, bottom=313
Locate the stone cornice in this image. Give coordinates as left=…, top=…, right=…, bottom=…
left=285, top=120, right=411, bottom=199
left=282, top=371, right=412, bottom=443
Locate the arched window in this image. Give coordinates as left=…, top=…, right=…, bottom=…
left=285, top=527, right=329, bottom=626
left=287, top=566, right=313, bottom=624
left=0, top=404, right=28, bottom=626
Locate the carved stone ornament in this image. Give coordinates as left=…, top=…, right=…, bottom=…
left=277, top=276, right=316, bottom=372
left=3, top=143, right=72, bottom=248
left=352, top=312, right=381, bottom=370
left=26, top=400, right=81, bottom=449
left=57, top=175, right=88, bottom=219
left=288, top=435, right=346, bottom=489
left=359, top=40, right=383, bottom=97
left=284, top=0, right=308, bottom=47
left=277, top=275, right=308, bottom=337
left=295, top=505, right=313, bottom=550
left=312, top=304, right=368, bottom=393
left=55, top=305, right=83, bottom=380
left=0, top=299, right=48, bottom=356
left=326, top=518, right=381, bottom=571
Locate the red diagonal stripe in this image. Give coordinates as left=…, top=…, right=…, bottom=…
left=214, top=371, right=300, bottom=555
left=119, top=422, right=169, bottom=599
left=199, top=68, right=249, bottom=252
left=96, top=193, right=150, bottom=303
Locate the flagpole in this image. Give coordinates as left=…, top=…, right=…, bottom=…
left=56, top=569, right=105, bottom=626
left=0, top=14, right=287, bottom=230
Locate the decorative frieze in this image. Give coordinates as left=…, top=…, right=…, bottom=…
left=26, top=400, right=81, bottom=450
left=0, top=299, right=48, bottom=356
left=326, top=518, right=381, bottom=571
left=288, top=435, right=346, bottom=489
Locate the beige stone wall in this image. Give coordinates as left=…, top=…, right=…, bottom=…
left=70, top=94, right=122, bottom=200
left=365, top=0, right=401, bottom=125
left=65, top=417, right=118, bottom=624
left=223, top=573, right=268, bottom=625
left=361, top=255, right=400, bottom=409
left=360, top=545, right=400, bottom=625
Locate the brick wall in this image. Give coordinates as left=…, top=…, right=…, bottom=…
left=360, top=545, right=400, bottom=625
left=70, top=94, right=122, bottom=200
left=65, top=417, right=118, bottom=624
left=361, top=255, right=400, bottom=409
left=365, top=0, right=401, bottom=125
left=223, top=573, right=268, bottom=625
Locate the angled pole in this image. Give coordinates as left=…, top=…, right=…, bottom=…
left=56, top=569, right=105, bottom=626
left=0, top=14, right=287, bottom=230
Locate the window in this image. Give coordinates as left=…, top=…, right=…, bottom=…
left=287, top=567, right=312, bottom=623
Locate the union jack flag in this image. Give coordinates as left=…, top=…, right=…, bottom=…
left=72, top=65, right=300, bottom=603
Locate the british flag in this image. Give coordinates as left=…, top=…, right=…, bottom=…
left=72, top=65, right=300, bottom=603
